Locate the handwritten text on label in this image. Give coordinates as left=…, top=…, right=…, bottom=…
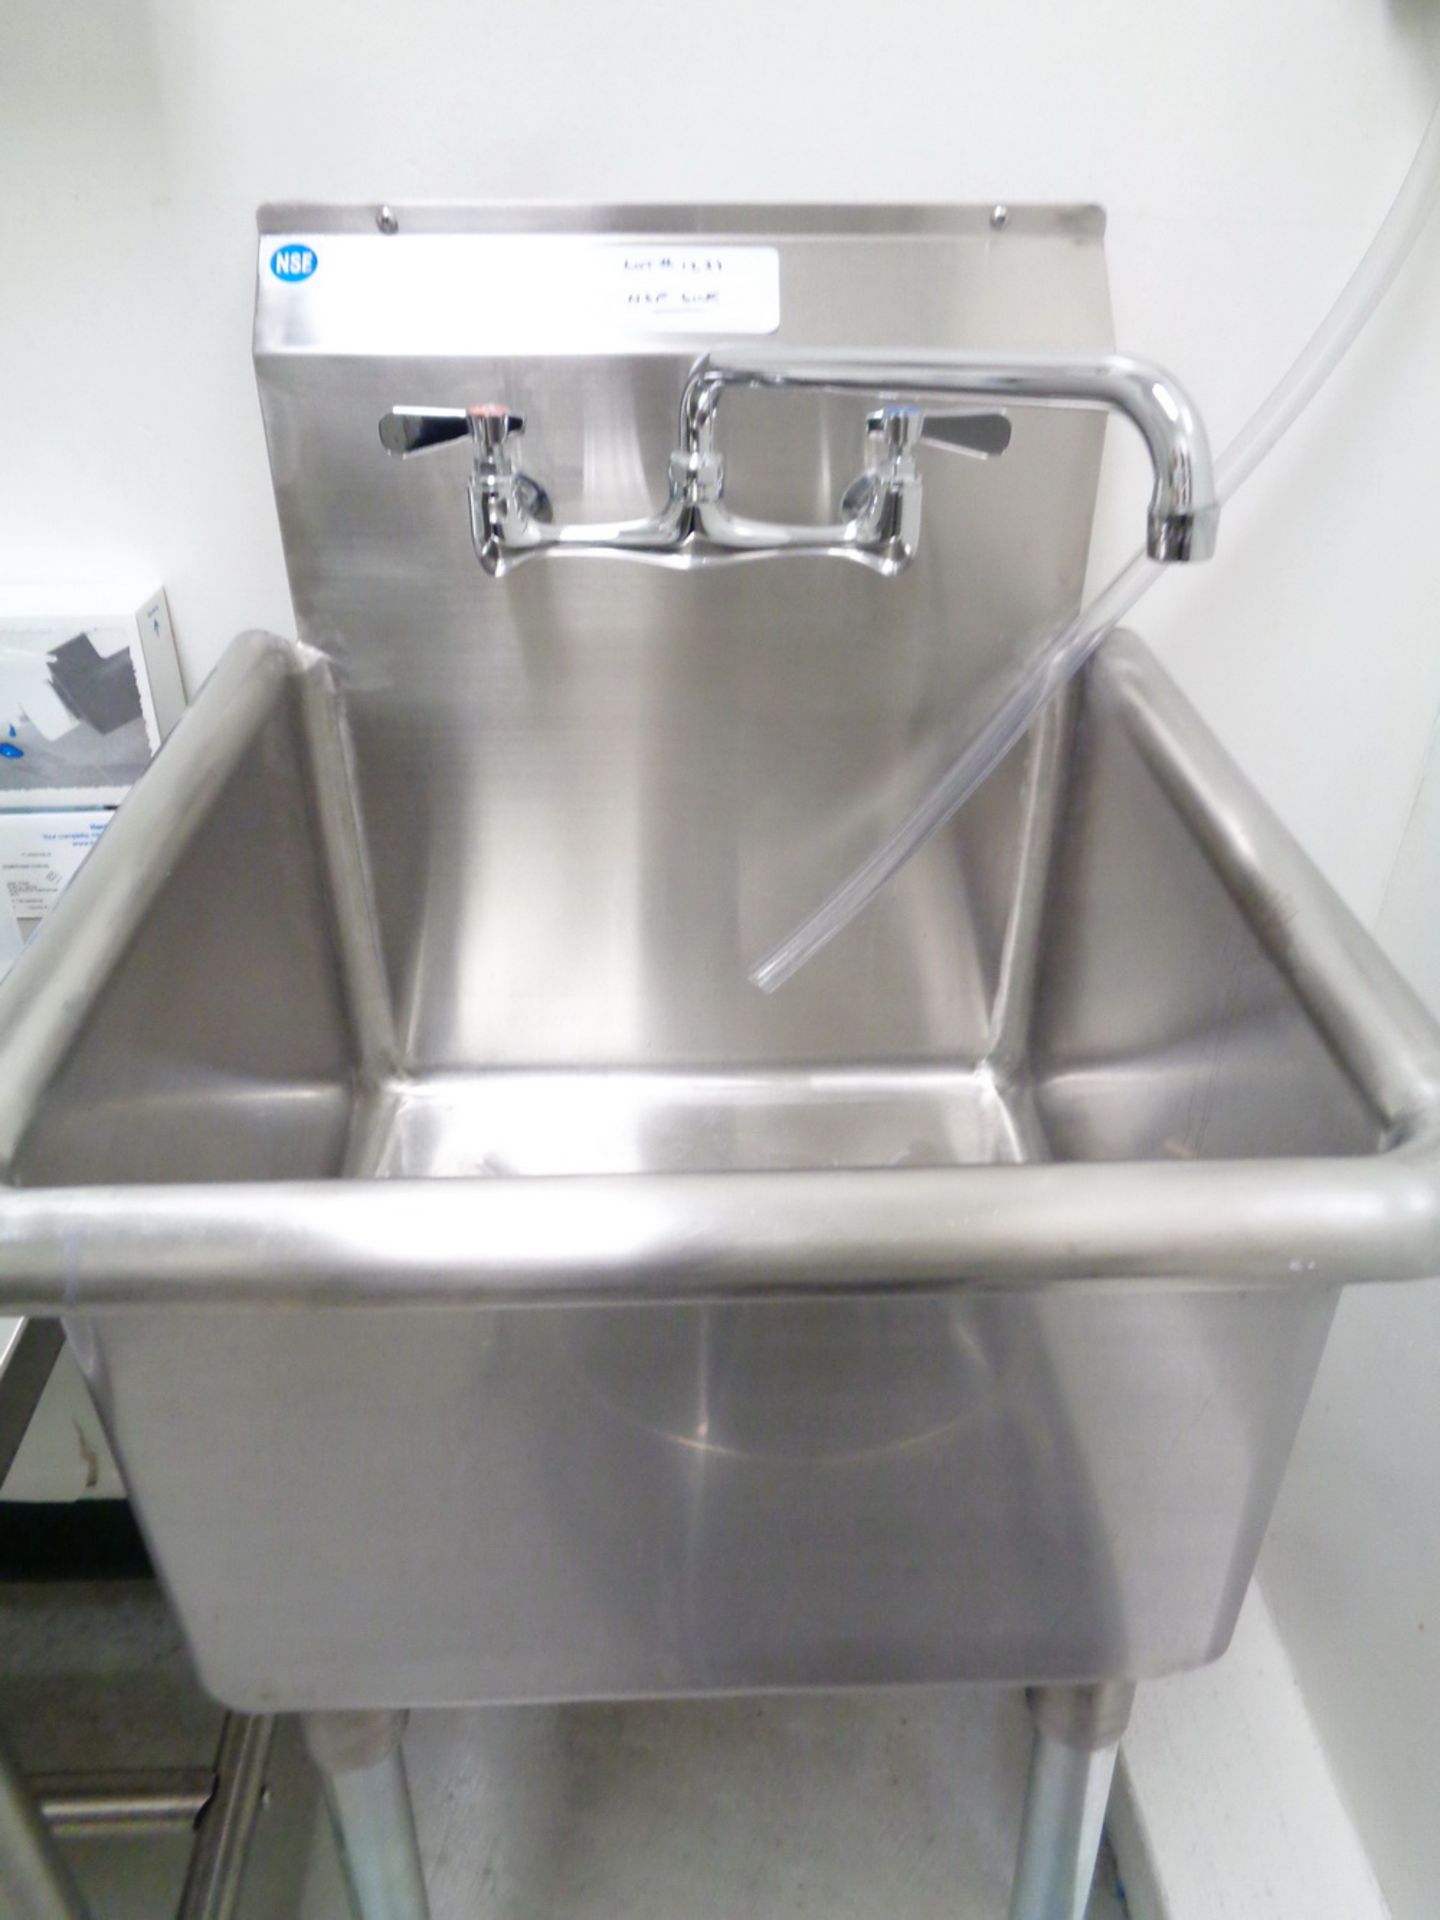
left=603, top=246, right=780, bottom=333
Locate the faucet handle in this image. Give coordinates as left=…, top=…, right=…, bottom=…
left=840, top=403, right=1012, bottom=539
left=916, top=410, right=1013, bottom=459
left=861, top=405, right=1012, bottom=470
left=378, top=405, right=526, bottom=459
left=379, top=406, right=470, bottom=456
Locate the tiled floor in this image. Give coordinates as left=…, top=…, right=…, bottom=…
left=0, top=1581, right=1127, bottom=1919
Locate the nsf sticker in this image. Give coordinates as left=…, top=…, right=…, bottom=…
left=270, top=244, right=318, bottom=283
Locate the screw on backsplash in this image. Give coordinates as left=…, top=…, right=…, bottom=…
left=990, top=204, right=1009, bottom=231
left=376, top=205, right=399, bottom=235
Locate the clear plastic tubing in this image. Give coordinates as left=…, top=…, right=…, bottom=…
left=752, top=98, right=1440, bottom=993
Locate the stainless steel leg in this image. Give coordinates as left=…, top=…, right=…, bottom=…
left=0, top=1727, right=92, bottom=1920
left=176, top=1713, right=276, bottom=1920
left=303, top=1711, right=429, bottom=1920
left=1008, top=1682, right=1134, bottom=1920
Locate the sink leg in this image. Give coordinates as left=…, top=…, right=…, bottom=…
left=1008, top=1682, right=1134, bottom=1920
left=303, top=1710, right=429, bottom=1920
left=0, top=1726, right=92, bottom=1920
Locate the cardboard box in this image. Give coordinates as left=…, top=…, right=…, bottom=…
left=0, top=585, right=184, bottom=808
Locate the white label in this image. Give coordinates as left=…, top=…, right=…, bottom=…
left=0, top=811, right=109, bottom=921
left=258, top=236, right=785, bottom=353
left=605, top=246, right=780, bottom=332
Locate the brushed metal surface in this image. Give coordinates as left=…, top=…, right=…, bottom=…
left=254, top=207, right=1115, bottom=1064
left=0, top=210, right=1435, bottom=1712
left=0, top=629, right=1434, bottom=1706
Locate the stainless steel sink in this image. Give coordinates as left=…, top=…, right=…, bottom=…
left=1, top=206, right=1436, bottom=1920
left=1, top=619, right=1436, bottom=1716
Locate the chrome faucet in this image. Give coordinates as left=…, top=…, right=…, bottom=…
left=379, top=349, right=1218, bottom=579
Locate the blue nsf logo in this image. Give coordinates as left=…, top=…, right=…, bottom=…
left=270, top=244, right=318, bottom=283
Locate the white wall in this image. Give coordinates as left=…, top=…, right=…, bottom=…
left=1261, top=716, right=1440, bottom=1920
left=2, top=2, right=1437, bottom=1911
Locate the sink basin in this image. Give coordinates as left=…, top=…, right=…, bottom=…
left=0, top=625, right=1436, bottom=1711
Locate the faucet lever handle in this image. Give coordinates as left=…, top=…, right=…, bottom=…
left=861, top=406, right=1012, bottom=465
left=379, top=407, right=470, bottom=457
left=916, top=411, right=1013, bottom=459
left=378, top=406, right=527, bottom=459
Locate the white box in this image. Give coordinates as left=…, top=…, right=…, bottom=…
left=0, top=584, right=184, bottom=808
left=0, top=809, right=110, bottom=923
